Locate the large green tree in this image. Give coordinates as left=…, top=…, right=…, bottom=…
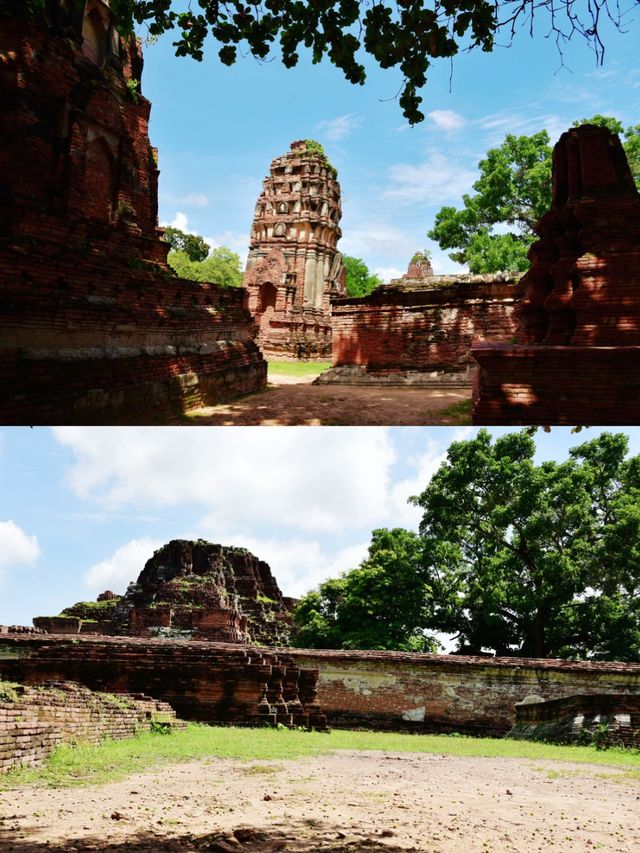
left=168, top=245, right=243, bottom=287
left=342, top=255, right=382, bottom=298
left=410, top=430, right=640, bottom=660
left=293, top=527, right=438, bottom=652
left=428, top=117, right=640, bottom=273
left=3, top=2, right=630, bottom=125
left=163, top=226, right=210, bottom=262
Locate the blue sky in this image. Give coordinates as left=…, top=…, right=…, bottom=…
left=2, top=426, right=640, bottom=628
left=141, top=8, right=640, bottom=279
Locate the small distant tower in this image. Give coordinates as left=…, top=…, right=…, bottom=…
left=244, top=140, right=345, bottom=359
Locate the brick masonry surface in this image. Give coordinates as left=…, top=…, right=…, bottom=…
left=0, top=10, right=265, bottom=423
left=0, top=635, right=327, bottom=731
left=0, top=680, right=184, bottom=773
left=283, top=648, right=640, bottom=736
left=2, top=635, right=639, bottom=736
left=509, top=693, right=640, bottom=748
left=473, top=124, right=640, bottom=425
left=244, top=141, right=345, bottom=360
left=330, top=275, right=524, bottom=381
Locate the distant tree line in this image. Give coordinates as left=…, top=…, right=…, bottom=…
left=293, top=430, right=640, bottom=662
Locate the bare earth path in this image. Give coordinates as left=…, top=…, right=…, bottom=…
left=2, top=750, right=638, bottom=852
left=181, top=376, right=470, bottom=426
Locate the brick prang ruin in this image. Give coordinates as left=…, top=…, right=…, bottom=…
left=34, top=539, right=296, bottom=646
left=473, top=124, right=640, bottom=424
left=244, top=140, right=346, bottom=359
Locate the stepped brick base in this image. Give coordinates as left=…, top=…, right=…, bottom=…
left=0, top=681, right=184, bottom=773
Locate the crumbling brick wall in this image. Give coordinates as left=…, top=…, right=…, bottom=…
left=284, top=648, right=640, bottom=735
left=0, top=681, right=183, bottom=773
left=331, top=277, right=523, bottom=379
left=2, top=635, right=638, bottom=736
left=472, top=125, right=640, bottom=425
left=509, top=693, right=640, bottom=748
left=0, top=636, right=326, bottom=730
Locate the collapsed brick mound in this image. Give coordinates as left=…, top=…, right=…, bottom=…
left=35, top=539, right=296, bottom=646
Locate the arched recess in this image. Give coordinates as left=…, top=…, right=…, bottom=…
left=259, top=282, right=278, bottom=314
left=81, top=7, right=108, bottom=66
left=83, top=135, right=116, bottom=223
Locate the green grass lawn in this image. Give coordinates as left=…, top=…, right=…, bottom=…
left=439, top=399, right=472, bottom=424
left=267, top=361, right=331, bottom=379
left=2, top=724, right=638, bottom=790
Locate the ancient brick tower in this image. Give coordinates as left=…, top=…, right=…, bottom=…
left=0, top=1, right=266, bottom=423
left=472, top=124, right=640, bottom=425
left=244, top=140, right=346, bottom=359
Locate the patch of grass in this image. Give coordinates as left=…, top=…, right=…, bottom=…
left=1, top=725, right=638, bottom=791
left=439, top=398, right=472, bottom=424
left=0, top=680, right=21, bottom=703
left=268, top=361, right=331, bottom=379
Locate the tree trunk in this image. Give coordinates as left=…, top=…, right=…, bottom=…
left=533, top=608, right=547, bottom=658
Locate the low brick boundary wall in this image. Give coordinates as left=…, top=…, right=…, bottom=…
left=283, top=648, right=640, bottom=735
left=331, top=279, right=524, bottom=377
left=0, top=681, right=184, bottom=773
left=508, top=693, right=640, bottom=748
left=2, top=636, right=638, bottom=737
left=472, top=344, right=640, bottom=425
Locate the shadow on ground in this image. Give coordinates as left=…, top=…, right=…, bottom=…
left=0, top=822, right=416, bottom=852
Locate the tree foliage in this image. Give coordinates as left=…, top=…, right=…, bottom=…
left=342, top=255, right=382, bottom=298
left=410, top=430, right=640, bottom=661
left=80, top=1, right=634, bottom=126
left=168, top=245, right=243, bottom=287
left=429, top=117, right=640, bottom=273
left=163, top=226, right=210, bottom=262
left=293, top=528, right=439, bottom=652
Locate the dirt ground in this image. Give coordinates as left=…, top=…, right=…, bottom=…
left=182, top=375, right=471, bottom=426
left=1, top=750, right=638, bottom=852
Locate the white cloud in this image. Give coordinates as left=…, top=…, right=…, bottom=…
left=53, top=427, right=398, bottom=536
left=383, top=152, right=477, bottom=205
left=339, top=222, right=416, bottom=259
left=314, top=113, right=363, bottom=142
left=0, top=520, right=40, bottom=586
left=374, top=266, right=404, bottom=283
left=0, top=520, right=40, bottom=569
left=389, top=440, right=448, bottom=529
left=84, top=537, right=164, bottom=593
left=474, top=110, right=569, bottom=146
left=165, top=211, right=191, bottom=231
left=202, top=230, right=250, bottom=267
left=428, top=110, right=465, bottom=132
left=172, top=193, right=209, bottom=208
